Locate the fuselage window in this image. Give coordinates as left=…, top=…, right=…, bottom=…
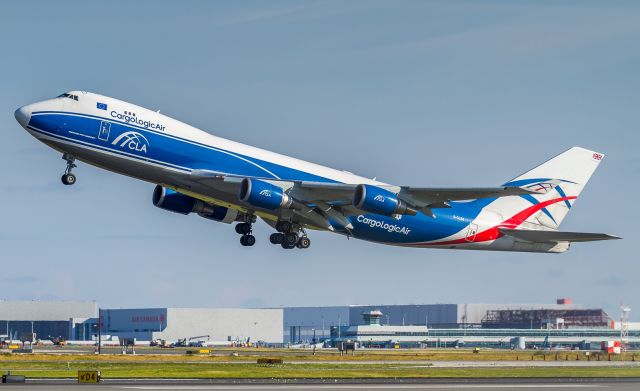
left=56, top=93, right=79, bottom=101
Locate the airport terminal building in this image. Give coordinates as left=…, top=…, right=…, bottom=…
left=282, top=302, right=601, bottom=343
left=1, top=299, right=638, bottom=349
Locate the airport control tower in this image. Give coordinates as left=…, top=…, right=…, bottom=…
left=362, top=310, right=383, bottom=326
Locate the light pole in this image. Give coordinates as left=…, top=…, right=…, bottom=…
left=98, top=309, right=102, bottom=355
left=312, top=329, right=316, bottom=355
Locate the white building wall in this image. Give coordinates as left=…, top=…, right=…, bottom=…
left=157, top=308, right=283, bottom=343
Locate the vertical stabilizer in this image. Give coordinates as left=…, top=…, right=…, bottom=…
left=493, top=147, right=604, bottom=229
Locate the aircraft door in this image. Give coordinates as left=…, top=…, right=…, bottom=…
left=465, top=223, right=478, bottom=242
left=98, top=121, right=111, bottom=142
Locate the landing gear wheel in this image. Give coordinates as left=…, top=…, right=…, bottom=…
left=61, top=153, right=77, bottom=186
left=240, top=234, right=256, bottom=246
left=297, top=236, right=311, bottom=249
left=284, top=232, right=298, bottom=246
left=281, top=242, right=296, bottom=249
left=235, top=222, right=252, bottom=235
left=275, top=221, right=292, bottom=233
left=270, top=233, right=284, bottom=244
left=61, top=173, right=76, bottom=186
left=245, top=235, right=256, bottom=246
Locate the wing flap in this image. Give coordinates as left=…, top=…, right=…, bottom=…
left=400, top=186, right=544, bottom=207
left=500, top=228, right=621, bottom=243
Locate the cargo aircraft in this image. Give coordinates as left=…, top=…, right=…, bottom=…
left=15, top=91, right=619, bottom=251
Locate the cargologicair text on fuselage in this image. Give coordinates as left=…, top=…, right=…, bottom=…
left=110, top=110, right=166, bottom=131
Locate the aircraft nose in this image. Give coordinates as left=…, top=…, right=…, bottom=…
left=14, top=105, right=31, bottom=128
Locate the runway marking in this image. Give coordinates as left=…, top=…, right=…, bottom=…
left=119, top=384, right=605, bottom=390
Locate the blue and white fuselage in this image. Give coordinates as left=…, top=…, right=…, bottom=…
left=15, top=91, right=618, bottom=251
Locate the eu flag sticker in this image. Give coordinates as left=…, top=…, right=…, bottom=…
left=97, top=102, right=108, bottom=110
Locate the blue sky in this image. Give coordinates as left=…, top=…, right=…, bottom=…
left=1, top=1, right=638, bottom=320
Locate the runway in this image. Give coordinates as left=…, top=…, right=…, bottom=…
left=2, top=379, right=639, bottom=391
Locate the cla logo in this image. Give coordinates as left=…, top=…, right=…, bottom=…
left=259, top=189, right=272, bottom=197
left=112, top=131, right=149, bottom=153
left=373, top=195, right=385, bottom=203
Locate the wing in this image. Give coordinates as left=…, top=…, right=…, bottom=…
left=189, top=169, right=546, bottom=223
left=397, top=186, right=543, bottom=216
left=190, top=170, right=540, bottom=203
left=500, top=228, right=621, bottom=243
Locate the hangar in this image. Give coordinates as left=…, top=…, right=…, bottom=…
left=0, top=300, right=97, bottom=341
left=90, top=307, right=283, bottom=344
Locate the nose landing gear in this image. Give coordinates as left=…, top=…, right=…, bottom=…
left=61, top=153, right=77, bottom=186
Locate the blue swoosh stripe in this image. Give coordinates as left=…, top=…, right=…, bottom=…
left=520, top=194, right=557, bottom=224
left=555, top=186, right=572, bottom=209
left=27, top=125, right=191, bottom=172
left=29, top=112, right=337, bottom=183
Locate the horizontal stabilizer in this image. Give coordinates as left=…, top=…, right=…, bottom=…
left=500, top=228, right=620, bottom=243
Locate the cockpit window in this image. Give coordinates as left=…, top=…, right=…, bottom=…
left=57, top=93, right=78, bottom=101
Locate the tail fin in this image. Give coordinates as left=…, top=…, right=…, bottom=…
left=495, top=147, right=604, bottom=229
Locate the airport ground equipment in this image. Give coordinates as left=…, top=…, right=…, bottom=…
left=188, top=335, right=211, bottom=347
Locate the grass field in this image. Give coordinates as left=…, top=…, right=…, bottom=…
left=1, top=361, right=640, bottom=379
left=3, top=348, right=639, bottom=362
left=0, top=350, right=639, bottom=379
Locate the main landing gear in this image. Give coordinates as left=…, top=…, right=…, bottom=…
left=235, top=222, right=256, bottom=246
left=235, top=217, right=256, bottom=247
left=61, top=153, right=77, bottom=186
left=269, top=221, right=311, bottom=250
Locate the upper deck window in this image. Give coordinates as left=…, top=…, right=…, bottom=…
left=57, top=93, right=79, bottom=101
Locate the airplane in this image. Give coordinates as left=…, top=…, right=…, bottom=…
left=14, top=91, right=619, bottom=251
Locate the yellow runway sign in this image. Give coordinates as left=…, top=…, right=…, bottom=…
left=78, top=370, right=100, bottom=383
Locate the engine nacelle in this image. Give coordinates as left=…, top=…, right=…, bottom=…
left=153, top=185, right=196, bottom=214
left=238, top=178, right=292, bottom=210
left=153, top=185, right=241, bottom=224
left=353, top=184, right=417, bottom=216
left=197, top=206, right=241, bottom=224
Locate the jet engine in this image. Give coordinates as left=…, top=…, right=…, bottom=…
left=152, top=185, right=241, bottom=223
left=353, top=184, right=417, bottom=216
left=238, top=178, right=292, bottom=210
left=153, top=185, right=196, bottom=214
